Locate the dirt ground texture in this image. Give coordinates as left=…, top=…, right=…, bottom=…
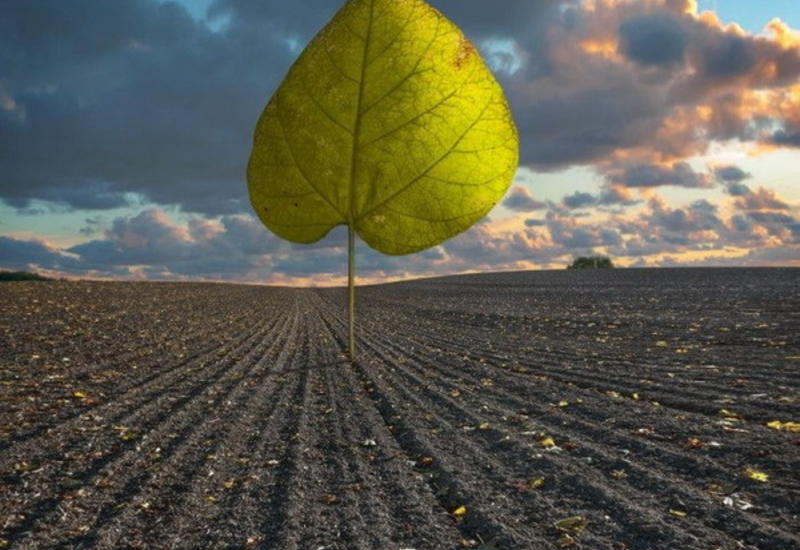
left=1, top=267, right=798, bottom=550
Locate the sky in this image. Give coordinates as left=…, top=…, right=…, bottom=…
left=0, top=0, right=798, bottom=285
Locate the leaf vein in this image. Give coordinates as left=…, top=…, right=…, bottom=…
left=359, top=17, right=442, bottom=116
left=300, top=71, right=354, bottom=135
left=355, top=98, right=494, bottom=221
left=275, top=98, right=344, bottom=218
left=359, top=88, right=458, bottom=149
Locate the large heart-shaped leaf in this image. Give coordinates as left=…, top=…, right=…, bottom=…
left=248, top=0, right=518, bottom=255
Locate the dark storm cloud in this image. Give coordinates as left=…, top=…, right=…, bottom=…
left=502, top=187, right=547, bottom=212
left=0, top=0, right=295, bottom=215
left=619, top=14, right=687, bottom=67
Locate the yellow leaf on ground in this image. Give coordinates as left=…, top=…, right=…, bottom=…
left=744, top=468, right=769, bottom=482
left=452, top=506, right=467, bottom=517
left=767, top=420, right=800, bottom=432
left=669, top=509, right=687, bottom=517
left=719, top=409, right=742, bottom=421
left=558, top=401, right=569, bottom=408
left=73, top=391, right=87, bottom=398
left=540, top=437, right=556, bottom=448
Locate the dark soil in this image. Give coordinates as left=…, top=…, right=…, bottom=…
left=1, top=268, right=798, bottom=550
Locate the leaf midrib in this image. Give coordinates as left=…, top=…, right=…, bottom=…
left=347, top=0, right=376, bottom=226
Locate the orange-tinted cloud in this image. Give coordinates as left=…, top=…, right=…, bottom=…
left=507, top=0, right=800, bottom=179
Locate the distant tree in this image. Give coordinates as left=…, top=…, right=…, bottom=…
left=568, top=256, right=615, bottom=269
left=0, top=271, right=51, bottom=281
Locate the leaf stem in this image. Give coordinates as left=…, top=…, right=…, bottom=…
left=348, top=224, right=356, bottom=361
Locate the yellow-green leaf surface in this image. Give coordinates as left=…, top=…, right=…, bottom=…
left=248, top=0, right=518, bottom=255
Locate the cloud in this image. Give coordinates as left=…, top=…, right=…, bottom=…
left=647, top=197, right=722, bottom=233
left=725, top=182, right=752, bottom=196
left=734, top=187, right=791, bottom=211
left=772, top=129, right=800, bottom=147
left=0, top=0, right=295, bottom=215
left=597, top=185, right=641, bottom=206
left=502, top=186, right=547, bottom=212
left=562, top=191, right=597, bottom=209
left=714, top=165, right=751, bottom=183
left=68, top=208, right=284, bottom=277
left=746, top=211, right=795, bottom=225
left=789, top=222, right=800, bottom=242
left=0, top=236, right=76, bottom=271
left=547, top=212, right=623, bottom=249
left=524, top=218, right=546, bottom=227
left=4, top=193, right=799, bottom=281
left=502, top=0, right=800, bottom=172
left=2, top=0, right=798, bottom=218
left=619, top=14, right=688, bottom=67
left=608, top=162, right=713, bottom=189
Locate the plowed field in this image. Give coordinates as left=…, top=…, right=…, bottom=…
left=1, top=268, right=798, bottom=550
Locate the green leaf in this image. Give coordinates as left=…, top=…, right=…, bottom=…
left=248, top=0, right=518, bottom=255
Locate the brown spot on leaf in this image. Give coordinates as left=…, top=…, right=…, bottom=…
left=454, top=37, right=475, bottom=69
